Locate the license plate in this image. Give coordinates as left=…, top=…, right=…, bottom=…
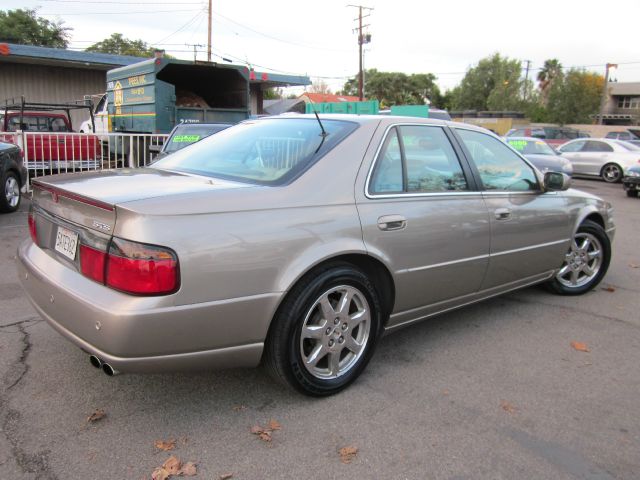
left=54, top=226, right=79, bottom=261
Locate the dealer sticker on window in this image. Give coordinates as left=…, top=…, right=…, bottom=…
left=172, top=135, right=201, bottom=143
left=54, top=226, right=79, bottom=261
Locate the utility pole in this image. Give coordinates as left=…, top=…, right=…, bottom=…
left=523, top=60, right=531, bottom=100
left=187, top=43, right=205, bottom=62
left=598, top=62, right=617, bottom=125
left=348, top=5, right=373, bottom=101
left=207, top=0, right=212, bottom=62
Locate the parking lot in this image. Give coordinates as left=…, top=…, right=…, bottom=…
left=0, top=178, right=638, bottom=480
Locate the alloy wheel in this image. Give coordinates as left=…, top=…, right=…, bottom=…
left=556, top=232, right=603, bottom=288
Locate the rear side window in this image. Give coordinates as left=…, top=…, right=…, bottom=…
left=456, top=129, right=539, bottom=192
left=370, top=125, right=469, bottom=195
left=558, top=140, right=586, bottom=153
left=583, top=141, right=613, bottom=152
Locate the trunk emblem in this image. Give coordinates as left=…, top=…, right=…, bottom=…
left=92, top=221, right=112, bottom=232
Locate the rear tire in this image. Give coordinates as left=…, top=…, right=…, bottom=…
left=601, top=163, right=622, bottom=183
left=0, top=171, right=21, bottom=213
left=626, top=189, right=638, bottom=198
left=546, top=220, right=610, bottom=295
left=263, top=263, right=382, bottom=396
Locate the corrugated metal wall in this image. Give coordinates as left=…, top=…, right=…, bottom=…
left=0, top=63, right=106, bottom=130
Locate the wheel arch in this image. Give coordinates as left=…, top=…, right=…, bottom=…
left=573, top=207, right=606, bottom=236
left=271, top=251, right=396, bottom=331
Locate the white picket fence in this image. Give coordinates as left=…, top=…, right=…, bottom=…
left=2, top=131, right=168, bottom=192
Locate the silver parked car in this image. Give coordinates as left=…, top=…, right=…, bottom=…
left=558, top=138, right=640, bottom=183
left=505, top=137, right=573, bottom=177
left=17, top=115, right=615, bottom=396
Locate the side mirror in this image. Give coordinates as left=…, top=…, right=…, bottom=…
left=544, top=171, right=571, bottom=191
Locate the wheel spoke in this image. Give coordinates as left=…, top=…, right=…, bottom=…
left=302, top=322, right=326, bottom=340
left=337, top=290, right=353, bottom=316
left=557, top=264, right=571, bottom=277
left=319, top=296, right=336, bottom=320
left=570, top=270, right=579, bottom=285
left=587, top=249, right=601, bottom=260
left=582, top=264, right=595, bottom=276
left=327, top=352, right=340, bottom=376
left=304, top=343, right=326, bottom=367
left=349, top=308, right=370, bottom=327
left=345, top=335, right=364, bottom=355
left=579, top=237, right=590, bottom=250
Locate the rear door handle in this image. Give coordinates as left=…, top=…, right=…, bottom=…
left=377, top=215, right=407, bottom=231
left=494, top=208, right=511, bottom=220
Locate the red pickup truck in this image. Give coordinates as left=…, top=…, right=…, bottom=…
left=0, top=110, right=101, bottom=170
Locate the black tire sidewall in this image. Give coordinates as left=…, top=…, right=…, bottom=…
left=271, top=265, right=382, bottom=396
left=0, top=171, right=20, bottom=213
left=548, top=220, right=611, bottom=295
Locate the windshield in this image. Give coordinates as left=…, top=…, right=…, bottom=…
left=163, top=124, right=231, bottom=153
left=152, top=118, right=358, bottom=184
left=614, top=140, right=640, bottom=151
left=507, top=138, right=556, bottom=156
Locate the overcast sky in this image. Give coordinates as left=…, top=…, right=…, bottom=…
left=5, top=0, right=640, bottom=94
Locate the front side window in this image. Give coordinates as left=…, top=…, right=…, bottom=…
left=457, top=129, right=539, bottom=192
left=558, top=140, right=586, bottom=153
left=50, top=117, right=68, bottom=132
left=369, top=125, right=469, bottom=194
left=152, top=118, right=357, bottom=185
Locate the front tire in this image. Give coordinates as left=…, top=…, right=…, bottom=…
left=0, top=171, right=21, bottom=213
left=264, top=263, right=382, bottom=396
left=626, top=189, right=638, bottom=198
left=546, top=220, right=611, bottom=295
left=601, top=163, right=622, bottom=183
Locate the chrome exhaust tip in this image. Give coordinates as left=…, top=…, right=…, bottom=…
left=89, top=355, right=102, bottom=369
left=102, top=363, right=119, bottom=376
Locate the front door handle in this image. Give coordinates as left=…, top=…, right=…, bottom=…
left=377, top=214, right=407, bottom=231
left=494, top=208, right=511, bottom=220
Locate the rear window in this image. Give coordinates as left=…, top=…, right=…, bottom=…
left=507, top=139, right=556, bottom=156
left=152, top=118, right=358, bottom=185
left=163, top=124, right=230, bottom=153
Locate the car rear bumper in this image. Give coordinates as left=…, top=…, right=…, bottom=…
left=16, top=240, right=280, bottom=373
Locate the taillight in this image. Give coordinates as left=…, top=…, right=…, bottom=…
left=28, top=211, right=38, bottom=245
left=79, top=237, right=179, bottom=295
left=80, top=244, right=106, bottom=283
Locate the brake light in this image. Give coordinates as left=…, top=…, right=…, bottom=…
left=28, top=212, right=38, bottom=245
left=80, top=244, right=106, bottom=283
left=79, top=237, right=179, bottom=295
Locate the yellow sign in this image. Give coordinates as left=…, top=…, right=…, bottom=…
left=113, top=81, right=123, bottom=107
left=128, top=75, right=147, bottom=86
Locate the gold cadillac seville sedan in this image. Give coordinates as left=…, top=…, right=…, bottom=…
left=17, top=115, right=615, bottom=396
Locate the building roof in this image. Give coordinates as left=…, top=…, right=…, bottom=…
left=608, top=82, right=640, bottom=96
left=0, top=42, right=147, bottom=70
left=300, top=93, right=362, bottom=103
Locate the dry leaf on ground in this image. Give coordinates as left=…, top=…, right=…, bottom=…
left=339, top=446, right=358, bottom=464
left=219, top=474, right=234, bottom=480
left=601, top=286, right=616, bottom=292
left=151, top=456, right=198, bottom=480
left=268, top=419, right=282, bottom=431
left=87, top=409, right=106, bottom=423
left=629, top=263, right=639, bottom=269
left=154, top=439, right=176, bottom=451
left=571, top=341, right=590, bottom=353
left=500, top=400, right=517, bottom=414
left=250, top=419, right=282, bottom=443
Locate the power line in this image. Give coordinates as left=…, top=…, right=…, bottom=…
left=31, top=0, right=204, bottom=3
left=39, top=9, right=203, bottom=15
left=153, top=9, right=205, bottom=45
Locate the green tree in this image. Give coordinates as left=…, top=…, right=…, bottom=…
left=537, top=59, right=563, bottom=105
left=451, top=53, right=526, bottom=111
left=546, top=69, right=603, bottom=124
left=341, top=69, right=442, bottom=108
left=0, top=8, right=70, bottom=48
left=86, top=33, right=155, bottom=57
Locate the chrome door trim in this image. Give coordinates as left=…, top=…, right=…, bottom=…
left=491, top=238, right=569, bottom=257
left=398, top=254, right=490, bottom=274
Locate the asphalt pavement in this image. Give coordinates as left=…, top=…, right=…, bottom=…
left=0, top=178, right=638, bottom=480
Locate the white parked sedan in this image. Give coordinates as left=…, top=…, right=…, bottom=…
left=558, top=138, right=640, bottom=182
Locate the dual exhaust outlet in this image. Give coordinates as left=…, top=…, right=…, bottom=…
left=89, top=355, right=119, bottom=376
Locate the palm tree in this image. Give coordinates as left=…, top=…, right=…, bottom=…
left=537, top=59, right=563, bottom=105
